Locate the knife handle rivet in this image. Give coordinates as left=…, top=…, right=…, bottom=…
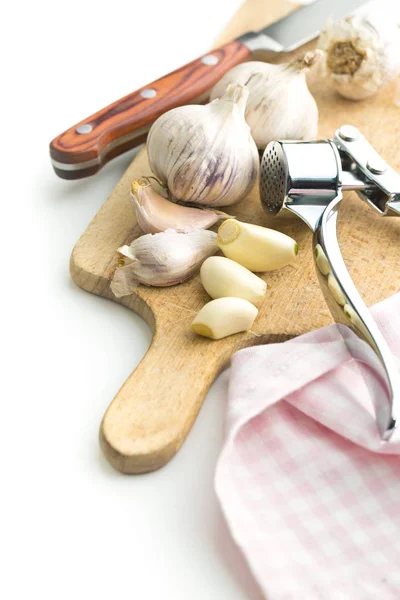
left=76, top=124, right=93, bottom=134
left=201, top=54, right=219, bottom=66
left=140, top=88, right=157, bottom=99
left=338, top=125, right=360, bottom=142
left=367, top=157, right=388, bottom=175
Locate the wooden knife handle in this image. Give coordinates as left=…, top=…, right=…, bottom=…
left=50, top=40, right=251, bottom=180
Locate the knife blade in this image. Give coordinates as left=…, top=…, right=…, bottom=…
left=50, top=0, right=367, bottom=179
left=239, top=0, right=367, bottom=53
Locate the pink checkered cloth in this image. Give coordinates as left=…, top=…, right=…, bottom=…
left=215, top=293, right=400, bottom=600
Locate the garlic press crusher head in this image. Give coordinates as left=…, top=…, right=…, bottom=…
left=260, top=126, right=400, bottom=440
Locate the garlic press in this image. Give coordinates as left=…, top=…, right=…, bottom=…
left=260, top=125, right=400, bottom=440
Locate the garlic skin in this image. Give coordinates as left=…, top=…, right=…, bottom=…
left=146, top=85, right=259, bottom=207
left=192, top=297, right=258, bottom=340
left=210, top=52, right=320, bottom=150
left=318, top=13, right=400, bottom=100
left=111, top=229, right=218, bottom=297
left=200, top=256, right=266, bottom=307
left=131, top=178, right=229, bottom=234
left=217, top=219, right=298, bottom=272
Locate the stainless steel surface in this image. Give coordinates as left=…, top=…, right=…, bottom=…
left=260, top=131, right=400, bottom=439
left=140, top=88, right=157, bottom=98
left=259, top=142, right=287, bottom=215
left=334, top=126, right=400, bottom=216
left=260, top=139, right=342, bottom=230
left=341, top=171, right=373, bottom=191
left=387, top=201, right=400, bottom=216
left=239, top=0, right=367, bottom=53
left=201, top=54, right=219, bottom=65
left=238, top=31, right=284, bottom=54
left=338, top=124, right=360, bottom=142
left=76, top=124, right=93, bottom=134
left=314, top=196, right=400, bottom=440
left=367, top=157, right=388, bottom=175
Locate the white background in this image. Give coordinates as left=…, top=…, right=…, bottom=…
left=4, top=0, right=399, bottom=598
left=2, top=1, right=264, bottom=599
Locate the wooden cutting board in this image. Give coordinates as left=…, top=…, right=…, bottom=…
left=71, top=0, right=400, bottom=474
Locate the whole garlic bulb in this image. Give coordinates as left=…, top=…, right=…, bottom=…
left=147, top=85, right=259, bottom=207
left=210, top=52, right=320, bottom=150
left=317, top=13, right=400, bottom=100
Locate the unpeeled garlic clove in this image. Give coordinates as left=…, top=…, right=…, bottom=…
left=146, top=84, right=259, bottom=206
left=192, top=297, right=258, bottom=340
left=200, top=256, right=266, bottom=307
left=131, top=178, right=230, bottom=234
left=317, top=13, right=400, bottom=100
left=210, top=51, right=320, bottom=150
left=111, top=229, right=218, bottom=297
left=217, top=219, right=298, bottom=272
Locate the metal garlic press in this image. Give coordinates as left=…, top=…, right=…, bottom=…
left=260, top=125, right=400, bottom=440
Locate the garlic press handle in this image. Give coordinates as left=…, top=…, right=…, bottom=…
left=314, top=194, right=400, bottom=440
left=335, top=125, right=400, bottom=216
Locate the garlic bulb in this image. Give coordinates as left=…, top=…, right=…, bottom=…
left=146, top=85, right=259, bottom=207
left=210, top=52, right=320, bottom=150
left=192, top=297, right=258, bottom=340
left=111, top=229, right=218, bottom=297
left=317, top=13, right=400, bottom=100
left=217, top=219, right=298, bottom=272
left=131, top=178, right=230, bottom=234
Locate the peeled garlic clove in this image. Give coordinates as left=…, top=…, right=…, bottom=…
left=131, top=178, right=229, bottom=234
left=146, top=84, right=259, bottom=207
left=314, top=244, right=330, bottom=276
left=200, top=256, right=266, bottom=307
left=317, top=13, right=400, bottom=100
left=111, top=229, right=218, bottom=297
left=192, top=297, right=258, bottom=340
left=328, top=273, right=346, bottom=306
left=210, top=52, right=320, bottom=150
left=217, top=219, right=298, bottom=272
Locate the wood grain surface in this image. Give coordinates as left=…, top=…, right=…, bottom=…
left=49, top=40, right=250, bottom=179
left=70, top=0, right=400, bottom=474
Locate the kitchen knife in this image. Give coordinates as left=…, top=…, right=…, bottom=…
left=50, top=0, right=367, bottom=179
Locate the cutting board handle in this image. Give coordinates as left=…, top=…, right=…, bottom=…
left=49, top=40, right=251, bottom=180
left=99, top=317, right=230, bottom=474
